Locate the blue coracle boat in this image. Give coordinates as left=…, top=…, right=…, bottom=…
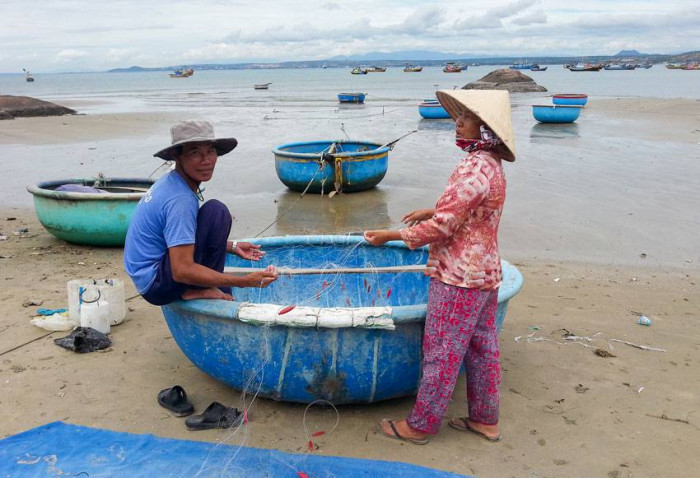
left=338, top=92, right=366, bottom=103
left=27, top=177, right=154, bottom=246
left=532, top=105, right=583, bottom=123
left=418, top=102, right=451, bottom=119
left=552, top=94, right=588, bottom=106
left=161, top=235, right=523, bottom=404
left=273, top=140, right=390, bottom=193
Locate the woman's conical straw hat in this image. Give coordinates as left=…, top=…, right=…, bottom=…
left=436, top=89, right=516, bottom=162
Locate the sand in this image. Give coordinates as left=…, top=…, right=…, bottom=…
left=1, top=97, right=699, bottom=477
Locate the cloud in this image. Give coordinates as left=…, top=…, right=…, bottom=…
left=322, top=2, right=340, bottom=10
left=54, top=49, right=89, bottom=62
left=453, top=0, right=539, bottom=30
left=510, top=10, right=547, bottom=26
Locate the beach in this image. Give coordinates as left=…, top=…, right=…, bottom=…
left=1, top=95, right=699, bottom=477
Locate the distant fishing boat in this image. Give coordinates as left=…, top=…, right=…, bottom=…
left=603, top=63, right=635, bottom=70
left=254, top=83, right=272, bottom=90
left=566, top=63, right=603, bottom=72
left=443, top=62, right=463, bottom=73
left=169, top=68, right=194, bottom=78
left=665, top=62, right=685, bottom=69
left=351, top=67, right=367, bottom=75
left=404, top=64, right=423, bottom=72
left=366, top=66, right=386, bottom=72
left=530, top=64, right=548, bottom=71
left=682, top=63, right=700, bottom=70
left=22, top=68, right=34, bottom=82
left=509, top=61, right=534, bottom=70
left=337, top=92, right=366, bottom=103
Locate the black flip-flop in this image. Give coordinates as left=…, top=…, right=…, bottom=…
left=185, top=401, right=242, bottom=431
left=448, top=417, right=502, bottom=442
left=157, top=385, right=194, bottom=417
left=378, top=419, right=429, bottom=445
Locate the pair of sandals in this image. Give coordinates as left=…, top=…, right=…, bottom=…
left=379, top=417, right=501, bottom=445
left=157, top=385, right=243, bottom=431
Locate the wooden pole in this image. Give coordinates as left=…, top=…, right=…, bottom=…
left=224, top=264, right=426, bottom=276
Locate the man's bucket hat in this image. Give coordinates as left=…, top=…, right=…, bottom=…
left=436, top=89, right=516, bottom=162
left=154, top=120, right=238, bottom=161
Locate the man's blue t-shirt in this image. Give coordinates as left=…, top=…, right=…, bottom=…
left=124, top=171, right=199, bottom=294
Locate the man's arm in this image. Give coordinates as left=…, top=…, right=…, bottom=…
left=169, top=244, right=276, bottom=288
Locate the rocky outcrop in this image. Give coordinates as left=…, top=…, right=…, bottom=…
left=463, top=69, right=547, bottom=93
left=0, top=95, right=76, bottom=120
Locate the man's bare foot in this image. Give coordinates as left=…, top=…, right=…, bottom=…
left=182, top=288, right=234, bottom=301
left=379, top=418, right=428, bottom=441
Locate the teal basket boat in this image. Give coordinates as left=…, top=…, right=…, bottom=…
left=27, top=177, right=154, bottom=246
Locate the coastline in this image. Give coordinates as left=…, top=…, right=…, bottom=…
left=1, top=95, right=699, bottom=477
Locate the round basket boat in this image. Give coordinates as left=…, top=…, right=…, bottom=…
left=272, top=140, right=390, bottom=194
left=27, top=177, right=154, bottom=246
left=552, top=94, right=588, bottom=106
left=532, top=105, right=583, bottom=123
left=418, top=102, right=451, bottom=119
left=161, top=235, right=523, bottom=404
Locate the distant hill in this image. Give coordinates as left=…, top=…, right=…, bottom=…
left=328, top=50, right=484, bottom=61
left=614, top=50, right=646, bottom=57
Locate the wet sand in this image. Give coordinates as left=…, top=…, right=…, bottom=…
left=1, top=97, right=699, bottom=477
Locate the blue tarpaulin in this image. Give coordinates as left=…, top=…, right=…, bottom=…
left=0, top=422, right=471, bottom=477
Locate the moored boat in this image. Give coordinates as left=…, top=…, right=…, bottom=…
left=254, top=83, right=272, bottom=90
left=273, top=140, right=389, bottom=194
left=552, top=93, right=589, bottom=106
left=681, top=62, right=700, bottom=70
left=366, top=66, right=386, bottom=72
left=27, top=177, right=154, bottom=246
left=403, top=64, right=423, bottom=72
left=161, top=235, right=523, bottom=404
left=510, top=61, right=534, bottom=70
left=530, top=64, right=548, bottom=71
left=337, top=92, right=366, bottom=103
left=443, top=62, right=463, bottom=73
left=603, top=63, right=635, bottom=70
left=566, top=63, right=603, bottom=71
left=418, top=101, right=450, bottom=119
left=532, top=105, right=583, bottom=123
left=350, top=67, right=367, bottom=75
left=169, top=68, right=194, bottom=78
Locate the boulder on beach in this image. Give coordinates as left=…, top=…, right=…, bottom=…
left=463, top=69, right=547, bottom=93
left=0, top=95, right=76, bottom=120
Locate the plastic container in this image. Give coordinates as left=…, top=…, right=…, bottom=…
left=67, top=279, right=125, bottom=326
left=80, top=299, right=111, bottom=334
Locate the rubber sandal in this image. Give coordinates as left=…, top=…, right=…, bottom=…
left=378, top=419, right=429, bottom=445
left=185, top=401, right=242, bottom=431
left=157, top=385, right=194, bottom=417
left=448, top=417, right=501, bottom=442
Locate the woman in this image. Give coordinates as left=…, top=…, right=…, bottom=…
left=364, top=90, right=516, bottom=444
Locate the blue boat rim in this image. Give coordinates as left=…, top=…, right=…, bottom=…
left=272, top=140, right=390, bottom=160
left=170, top=235, right=523, bottom=327
left=27, top=178, right=153, bottom=201
left=532, top=105, right=583, bottom=108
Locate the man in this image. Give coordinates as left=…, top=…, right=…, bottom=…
left=124, top=120, right=277, bottom=305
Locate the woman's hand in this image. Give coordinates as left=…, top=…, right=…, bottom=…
left=424, top=258, right=439, bottom=277
left=234, top=242, right=265, bottom=261
left=364, top=230, right=391, bottom=246
left=242, top=266, right=278, bottom=287
left=402, top=209, right=435, bottom=227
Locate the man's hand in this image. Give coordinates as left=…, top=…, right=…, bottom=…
left=241, top=265, right=278, bottom=287
left=234, top=241, right=265, bottom=261
left=402, top=209, right=434, bottom=227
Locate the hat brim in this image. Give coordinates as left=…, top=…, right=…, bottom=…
left=436, top=90, right=516, bottom=162
left=154, top=138, right=238, bottom=161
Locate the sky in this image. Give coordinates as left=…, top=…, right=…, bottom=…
left=2, top=0, right=698, bottom=73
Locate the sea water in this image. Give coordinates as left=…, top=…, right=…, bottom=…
left=1, top=66, right=699, bottom=268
